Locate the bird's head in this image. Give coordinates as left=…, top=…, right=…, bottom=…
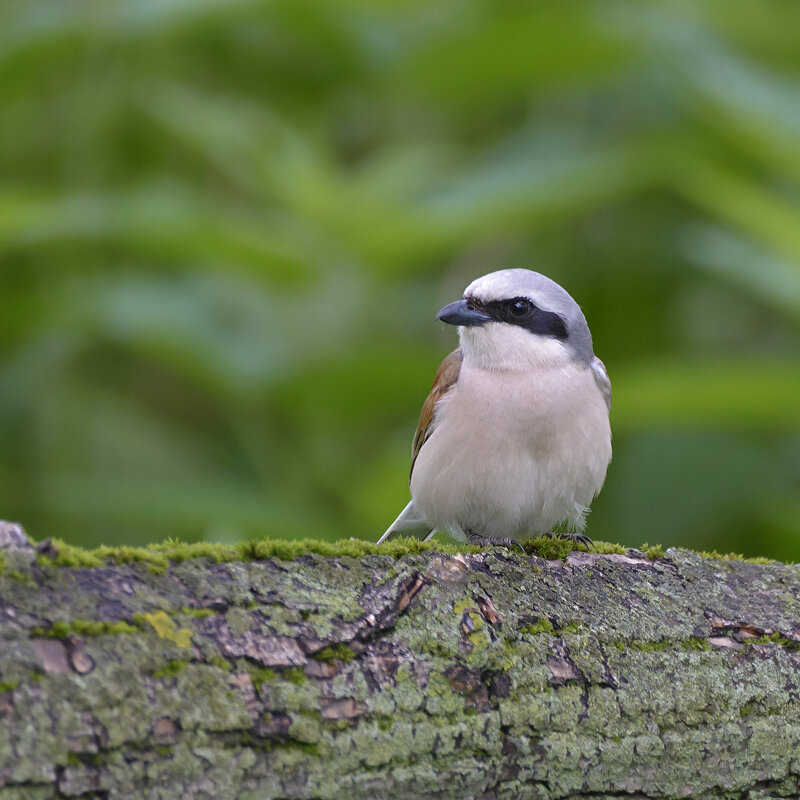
left=436, top=269, right=594, bottom=371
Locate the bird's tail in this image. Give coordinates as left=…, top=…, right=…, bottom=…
left=377, top=501, right=435, bottom=544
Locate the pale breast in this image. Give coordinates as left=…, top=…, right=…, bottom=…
left=409, top=362, right=611, bottom=538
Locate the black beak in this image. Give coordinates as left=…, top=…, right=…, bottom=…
left=436, top=299, right=493, bottom=327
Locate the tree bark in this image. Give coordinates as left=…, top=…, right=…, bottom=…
left=1, top=523, right=800, bottom=800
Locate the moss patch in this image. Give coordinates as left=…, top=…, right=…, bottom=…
left=519, top=537, right=576, bottom=560
left=26, top=532, right=793, bottom=575
left=640, top=542, right=666, bottom=560
left=745, top=632, right=800, bottom=650
left=283, top=666, right=306, bottom=686
left=591, top=541, right=628, bottom=556
left=697, top=549, right=780, bottom=565
left=210, top=656, right=232, bottom=672
left=3, top=569, right=35, bottom=584
left=313, top=644, right=355, bottom=663
left=36, top=535, right=487, bottom=570
left=612, top=637, right=711, bottom=653
left=521, top=619, right=554, bottom=636
left=180, top=606, right=218, bottom=619
left=31, top=533, right=646, bottom=573
left=246, top=666, right=276, bottom=690
left=152, top=659, right=190, bottom=678
left=31, top=529, right=793, bottom=576
left=142, top=610, right=193, bottom=649
left=31, top=619, right=142, bottom=638
left=519, top=537, right=627, bottom=560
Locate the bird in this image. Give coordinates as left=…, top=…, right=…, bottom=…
left=378, top=268, right=611, bottom=551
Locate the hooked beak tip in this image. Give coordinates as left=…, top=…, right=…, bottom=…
left=436, top=298, right=492, bottom=327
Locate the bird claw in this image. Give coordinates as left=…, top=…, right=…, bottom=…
left=541, top=531, right=593, bottom=550
left=467, top=533, right=526, bottom=554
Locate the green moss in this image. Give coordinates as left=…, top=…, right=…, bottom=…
left=152, top=659, right=189, bottom=678
left=415, top=637, right=456, bottom=658
left=314, top=643, right=355, bottom=663
left=697, top=549, right=779, bottom=565
left=592, top=541, right=628, bottom=555
left=558, top=621, right=581, bottom=634
left=162, top=538, right=240, bottom=563
left=0, top=680, right=19, bottom=693
left=453, top=599, right=476, bottom=615
left=285, top=741, right=319, bottom=756
left=611, top=637, right=711, bottom=653
left=31, top=619, right=142, bottom=638
left=143, top=610, right=193, bottom=648
left=516, top=537, right=628, bottom=559
left=4, top=569, right=35, bottom=584
left=283, top=666, right=306, bottom=686
left=640, top=542, right=666, bottom=559
left=247, top=666, right=276, bottom=690
left=242, top=536, right=485, bottom=560
left=745, top=632, right=799, bottom=649
left=210, top=656, right=232, bottom=671
left=96, top=544, right=167, bottom=569
left=30, top=532, right=794, bottom=589
left=35, top=532, right=721, bottom=575
left=521, top=618, right=554, bottom=635
left=520, top=537, right=575, bottom=560
left=37, top=540, right=104, bottom=568
left=35, top=535, right=488, bottom=571
left=181, top=606, right=217, bottom=619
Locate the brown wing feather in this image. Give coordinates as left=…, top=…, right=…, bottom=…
left=410, top=348, right=462, bottom=482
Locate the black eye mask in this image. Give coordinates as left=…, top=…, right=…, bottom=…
left=464, top=295, right=568, bottom=341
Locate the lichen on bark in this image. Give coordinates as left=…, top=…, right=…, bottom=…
left=1, top=521, right=800, bottom=799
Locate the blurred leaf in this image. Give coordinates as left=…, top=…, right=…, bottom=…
left=673, top=159, right=800, bottom=267
left=399, top=4, right=636, bottom=106
left=0, top=186, right=311, bottom=283
left=682, top=225, right=800, bottom=321
left=613, top=360, right=800, bottom=430
left=592, top=430, right=793, bottom=557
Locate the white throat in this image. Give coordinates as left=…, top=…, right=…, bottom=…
left=458, top=323, right=571, bottom=371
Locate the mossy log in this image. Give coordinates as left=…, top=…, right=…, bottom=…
left=1, top=521, right=800, bottom=800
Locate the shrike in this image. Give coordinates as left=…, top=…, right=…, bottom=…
left=379, top=268, right=611, bottom=550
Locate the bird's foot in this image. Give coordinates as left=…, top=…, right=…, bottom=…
left=467, top=532, right=526, bottom=554
left=541, top=531, right=593, bottom=550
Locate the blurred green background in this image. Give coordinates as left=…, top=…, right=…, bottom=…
left=1, top=0, right=799, bottom=559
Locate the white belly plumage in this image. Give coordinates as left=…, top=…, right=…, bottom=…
left=409, top=361, right=611, bottom=540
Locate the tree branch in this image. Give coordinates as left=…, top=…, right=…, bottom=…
left=1, top=522, right=799, bottom=799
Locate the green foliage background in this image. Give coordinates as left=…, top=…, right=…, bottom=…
left=1, top=0, right=799, bottom=558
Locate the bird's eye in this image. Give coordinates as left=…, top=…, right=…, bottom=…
left=509, top=299, right=531, bottom=317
